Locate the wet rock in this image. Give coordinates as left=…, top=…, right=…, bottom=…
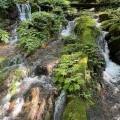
left=15, top=87, right=56, bottom=120
left=39, top=3, right=53, bottom=12
left=35, top=64, right=48, bottom=76
left=108, top=37, right=120, bottom=65
left=87, top=82, right=120, bottom=120
left=99, top=13, right=110, bottom=22
left=9, top=8, right=18, bottom=20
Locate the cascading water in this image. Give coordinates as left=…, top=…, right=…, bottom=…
left=60, top=21, right=74, bottom=37
left=9, top=24, right=18, bottom=45
left=96, top=21, right=120, bottom=89
left=53, top=91, right=67, bottom=120
left=17, top=3, right=31, bottom=21
left=53, top=21, right=74, bottom=120
left=0, top=54, right=25, bottom=73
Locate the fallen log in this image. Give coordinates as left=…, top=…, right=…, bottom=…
left=70, top=3, right=120, bottom=8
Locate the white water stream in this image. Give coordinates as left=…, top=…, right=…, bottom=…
left=96, top=20, right=120, bottom=90
left=53, top=21, right=74, bottom=120
left=61, top=21, right=74, bottom=37
left=17, top=3, right=31, bottom=21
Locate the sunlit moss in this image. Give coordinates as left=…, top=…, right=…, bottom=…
left=74, top=15, right=100, bottom=40
left=9, top=67, right=30, bottom=96
left=62, top=97, right=87, bottom=120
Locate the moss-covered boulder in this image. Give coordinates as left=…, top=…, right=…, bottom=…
left=109, top=23, right=120, bottom=36
left=108, top=36, right=120, bottom=64
left=101, top=19, right=118, bottom=31
left=62, top=97, right=87, bottom=120
left=104, top=23, right=120, bottom=64
left=74, top=15, right=100, bottom=41
left=99, top=12, right=110, bottom=22
left=40, top=2, right=53, bottom=12
left=31, top=3, right=39, bottom=12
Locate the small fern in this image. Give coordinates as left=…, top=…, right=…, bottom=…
left=0, top=28, right=9, bottom=43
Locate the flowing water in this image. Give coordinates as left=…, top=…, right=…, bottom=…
left=53, top=21, right=74, bottom=120
left=9, top=3, right=32, bottom=45
left=17, top=3, right=31, bottom=21
left=0, top=4, right=32, bottom=119
left=94, top=18, right=120, bottom=84
left=60, top=21, right=74, bottom=37
left=53, top=91, right=67, bottom=120
left=9, top=23, right=18, bottom=45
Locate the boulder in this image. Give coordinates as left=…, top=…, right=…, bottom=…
left=108, top=36, right=120, bottom=64
left=99, top=12, right=110, bottom=22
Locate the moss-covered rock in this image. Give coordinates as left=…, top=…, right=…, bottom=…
left=31, top=3, right=39, bottom=13
left=101, top=19, right=118, bottom=31
left=9, top=67, right=30, bottom=96
left=108, top=35, right=120, bottom=64
left=74, top=15, right=100, bottom=41
left=62, top=97, right=87, bottom=120
left=99, top=12, right=110, bottom=22
left=109, top=23, right=120, bottom=36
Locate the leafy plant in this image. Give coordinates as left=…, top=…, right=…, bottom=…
left=18, top=11, right=66, bottom=52
left=54, top=52, right=88, bottom=96
left=0, top=28, right=9, bottom=43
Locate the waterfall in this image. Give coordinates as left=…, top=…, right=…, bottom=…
left=60, top=21, right=74, bottom=37
left=97, top=31, right=120, bottom=84
left=9, top=24, right=18, bottom=45
left=17, top=3, right=31, bottom=21
left=53, top=91, right=67, bottom=120
left=38, top=6, right=41, bottom=11
left=53, top=21, right=74, bottom=120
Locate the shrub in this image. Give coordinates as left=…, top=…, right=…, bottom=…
left=54, top=52, right=88, bottom=95
left=0, top=28, right=9, bottom=43
left=18, top=11, right=66, bottom=52
left=39, top=0, right=70, bottom=8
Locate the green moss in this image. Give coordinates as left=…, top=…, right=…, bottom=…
left=62, top=43, right=81, bottom=54
left=0, top=19, right=10, bottom=28
left=99, top=12, right=110, bottom=22
left=0, top=57, right=6, bottom=63
left=9, top=67, right=30, bottom=95
left=109, top=23, right=120, bottom=34
left=0, top=70, right=10, bottom=86
left=0, top=57, right=10, bottom=70
left=101, top=19, right=118, bottom=29
left=62, top=34, right=80, bottom=45
left=62, top=97, right=87, bottom=120
left=75, top=15, right=100, bottom=41
left=31, top=3, right=39, bottom=12
left=16, top=0, right=29, bottom=4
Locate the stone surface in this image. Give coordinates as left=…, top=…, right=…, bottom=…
left=87, top=81, right=120, bottom=120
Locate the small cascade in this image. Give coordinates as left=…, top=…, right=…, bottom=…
left=97, top=32, right=120, bottom=84
left=0, top=54, right=25, bottom=73
left=53, top=91, right=67, bottom=120
left=38, top=6, right=41, bottom=11
left=61, top=21, right=74, bottom=37
left=9, top=24, right=18, bottom=45
left=53, top=21, right=74, bottom=120
left=17, top=3, right=31, bottom=21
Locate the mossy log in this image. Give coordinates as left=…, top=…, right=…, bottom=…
left=70, top=3, right=120, bottom=8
